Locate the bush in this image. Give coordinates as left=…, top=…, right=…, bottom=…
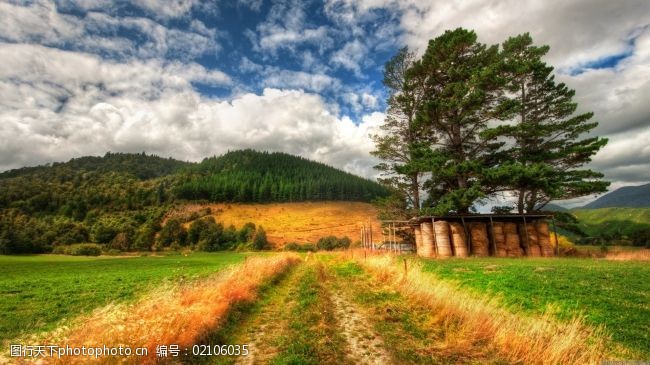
left=284, top=242, right=316, bottom=252
left=253, top=226, right=268, bottom=250
left=316, top=236, right=351, bottom=251
left=53, top=243, right=102, bottom=256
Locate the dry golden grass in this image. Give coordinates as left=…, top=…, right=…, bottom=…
left=32, top=254, right=300, bottom=364
left=171, top=201, right=383, bottom=247
left=354, top=252, right=607, bottom=365
left=605, top=248, right=650, bottom=261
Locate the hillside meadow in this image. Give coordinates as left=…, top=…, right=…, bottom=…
left=167, top=201, right=384, bottom=247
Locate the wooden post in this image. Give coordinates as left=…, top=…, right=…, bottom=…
left=522, top=215, right=530, bottom=256
left=432, top=217, right=438, bottom=257
left=551, top=216, right=559, bottom=256
left=361, top=225, right=365, bottom=249
left=369, top=223, right=374, bottom=250
left=489, top=216, right=497, bottom=256
left=393, top=223, right=402, bottom=255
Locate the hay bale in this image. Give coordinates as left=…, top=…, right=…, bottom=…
left=535, top=221, right=554, bottom=257
left=434, top=221, right=453, bottom=257
left=504, top=223, right=523, bottom=257
left=491, top=222, right=507, bottom=257
left=449, top=222, right=468, bottom=257
left=469, top=222, right=490, bottom=257
left=414, top=226, right=422, bottom=252
left=420, top=221, right=435, bottom=258
left=528, top=244, right=542, bottom=257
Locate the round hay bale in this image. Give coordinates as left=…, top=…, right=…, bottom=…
left=505, top=231, right=522, bottom=257
left=469, top=222, right=490, bottom=257
left=535, top=221, right=550, bottom=235
left=449, top=222, right=468, bottom=257
left=491, top=222, right=507, bottom=257
left=420, top=221, right=435, bottom=258
left=434, top=221, right=453, bottom=257
left=528, top=244, right=542, bottom=257
left=414, top=226, right=423, bottom=251
left=535, top=221, right=554, bottom=256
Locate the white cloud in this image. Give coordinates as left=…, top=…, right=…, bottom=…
left=262, top=69, right=341, bottom=93
left=0, top=1, right=219, bottom=61
left=251, top=0, right=333, bottom=55
left=331, top=39, right=366, bottom=75
left=0, top=43, right=380, bottom=178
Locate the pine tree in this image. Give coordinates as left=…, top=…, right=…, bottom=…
left=371, top=47, right=425, bottom=211
left=498, top=33, right=609, bottom=212
left=409, top=28, right=511, bottom=214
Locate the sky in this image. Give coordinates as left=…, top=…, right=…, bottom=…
left=1, top=0, right=649, bottom=207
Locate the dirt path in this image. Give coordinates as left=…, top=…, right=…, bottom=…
left=328, top=287, right=392, bottom=364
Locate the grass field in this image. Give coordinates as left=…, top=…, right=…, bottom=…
left=168, top=201, right=384, bottom=247
left=0, top=252, right=245, bottom=347
left=417, top=257, right=650, bottom=358
left=2, top=252, right=647, bottom=363
left=572, top=207, right=650, bottom=237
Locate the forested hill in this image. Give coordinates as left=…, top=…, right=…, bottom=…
left=0, top=152, right=190, bottom=180
left=174, top=150, right=387, bottom=202
left=0, top=150, right=387, bottom=253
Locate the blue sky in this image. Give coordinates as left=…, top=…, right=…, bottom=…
left=0, top=0, right=649, bottom=206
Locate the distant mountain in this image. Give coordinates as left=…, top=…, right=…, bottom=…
left=582, top=183, right=650, bottom=209
left=538, top=203, right=569, bottom=212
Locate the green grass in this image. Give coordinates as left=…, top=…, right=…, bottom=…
left=418, top=257, right=650, bottom=358
left=0, top=252, right=245, bottom=346
left=272, top=263, right=348, bottom=365
left=572, top=207, right=650, bottom=237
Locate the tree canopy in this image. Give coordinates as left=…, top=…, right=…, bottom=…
left=373, top=28, right=609, bottom=216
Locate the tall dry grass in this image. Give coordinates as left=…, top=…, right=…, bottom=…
left=34, top=254, right=300, bottom=364
left=605, top=248, right=650, bottom=261
left=357, top=254, right=607, bottom=365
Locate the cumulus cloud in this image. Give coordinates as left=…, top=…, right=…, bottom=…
left=1, top=0, right=648, bottom=198
left=0, top=43, right=380, bottom=178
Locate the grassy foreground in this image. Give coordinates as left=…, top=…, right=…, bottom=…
left=418, top=257, right=650, bottom=358
left=0, top=252, right=245, bottom=346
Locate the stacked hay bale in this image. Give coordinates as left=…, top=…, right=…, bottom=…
left=434, top=221, right=453, bottom=257
left=414, top=226, right=423, bottom=253
left=535, top=221, right=554, bottom=256
left=419, top=220, right=435, bottom=257
left=523, top=224, right=542, bottom=257
left=449, top=222, right=468, bottom=257
left=491, top=222, right=507, bottom=257
left=504, top=222, right=524, bottom=257
left=469, top=222, right=490, bottom=257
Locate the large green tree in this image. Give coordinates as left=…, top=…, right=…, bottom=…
left=497, top=33, right=609, bottom=212
left=371, top=47, right=425, bottom=211
left=408, top=28, right=511, bottom=214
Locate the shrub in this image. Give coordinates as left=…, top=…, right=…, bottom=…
left=316, top=236, right=351, bottom=251
left=284, top=242, right=316, bottom=252
left=53, top=243, right=102, bottom=256
left=253, top=226, right=269, bottom=250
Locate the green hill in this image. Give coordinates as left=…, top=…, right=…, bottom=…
left=0, top=150, right=388, bottom=254
left=572, top=207, right=650, bottom=240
